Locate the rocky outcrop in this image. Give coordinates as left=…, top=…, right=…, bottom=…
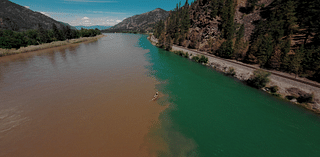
left=0, top=0, right=66, bottom=31
left=184, top=0, right=274, bottom=51
left=110, top=8, right=169, bottom=32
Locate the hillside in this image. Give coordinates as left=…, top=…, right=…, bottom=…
left=109, top=8, right=169, bottom=32
left=0, top=0, right=66, bottom=31
left=154, top=0, right=320, bottom=82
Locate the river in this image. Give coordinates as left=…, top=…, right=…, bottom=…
left=1, top=34, right=320, bottom=157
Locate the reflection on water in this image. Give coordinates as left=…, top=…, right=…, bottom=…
left=0, top=107, right=30, bottom=135
left=0, top=34, right=167, bottom=157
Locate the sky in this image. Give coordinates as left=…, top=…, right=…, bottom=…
left=10, top=0, right=191, bottom=26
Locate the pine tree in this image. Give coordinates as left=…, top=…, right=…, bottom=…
left=211, top=0, right=219, bottom=17
left=37, top=24, right=49, bottom=44
left=280, top=39, right=291, bottom=71
left=267, top=47, right=282, bottom=70
left=234, top=24, right=245, bottom=59
left=52, top=23, right=60, bottom=41
left=312, top=48, right=320, bottom=82
left=282, top=0, right=297, bottom=37
left=256, top=34, right=273, bottom=67
left=301, top=45, right=313, bottom=74
left=290, top=46, right=305, bottom=78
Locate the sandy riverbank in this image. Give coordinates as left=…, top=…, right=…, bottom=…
left=148, top=35, right=320, bottom=114
left=0, top=34, right=106, bottom=57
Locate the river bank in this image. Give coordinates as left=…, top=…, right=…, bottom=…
left=148, top=35, right=320, bottom=114
left=0, top=34, right=106, bottom=57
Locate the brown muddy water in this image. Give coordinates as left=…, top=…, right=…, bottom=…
left=0, top=34, right=166, bottom=157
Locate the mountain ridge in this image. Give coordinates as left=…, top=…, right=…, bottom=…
left=0, top=0, right=67, bottom=31
left=109, top=8, right=169, bottom=32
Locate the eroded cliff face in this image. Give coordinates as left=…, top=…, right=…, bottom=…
left=111, top=8, right=169, bottom=31
left=184, top=0, right=273, bottom=53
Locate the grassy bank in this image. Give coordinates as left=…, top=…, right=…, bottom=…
left=0, top=34, right=106, bottom=57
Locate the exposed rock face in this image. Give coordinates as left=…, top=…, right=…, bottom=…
left=111, top=8, right=169, bottom=31
left=185, top=0, right=274, bottom=50
left=0, top=0, right=66, bottom=31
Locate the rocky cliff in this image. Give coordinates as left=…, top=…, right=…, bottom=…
left=185, top=0, right=274, bottom=52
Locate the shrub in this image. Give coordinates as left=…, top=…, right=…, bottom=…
left=227, top=67, right=236, bottom=76
left=286, top=95, right=296, bottom=100
left=297, top=93, right=314, bottom=103
left=184, top=52, right=189, bottom=58
left=272, top=93, right=281, bottom=97
left=247, top=69, right=271, bottom=89
left=269, top=86, right=279, bottom=93
left=192, top=55, right=200, bottom=62
left=192, top=55, right=208, bottom=64
left=199, top=55, right=208, bottom=63
left=174, top=51, right=184, bottom=56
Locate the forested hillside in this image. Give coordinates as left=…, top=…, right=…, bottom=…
left=154, top=0, right=320, bottom=82
left=0, top=0, right=67, bottom=31
left=0, top=0, right=102, bottom=50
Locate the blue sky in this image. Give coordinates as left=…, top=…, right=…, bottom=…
left=10, top=0, right=191, bottom=26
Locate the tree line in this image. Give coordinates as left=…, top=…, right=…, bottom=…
left=247, top=0, right=320, bottom=81
left=154, top=0, right=320, bottom=82
left=154, top=0, right=190, bottom=50
left=0, top=24, right=102, bottom=49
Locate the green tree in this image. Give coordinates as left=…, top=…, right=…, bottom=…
left=267, top=47, right=282, bottom=70
left=290, top=46, right=305, bottom=78
left=37, top=24, right=50, bottom=43
left=247, top=69, right=271, bottom=89
left=217, top=40, right=234, bottom=58
left=52, top=23, right=62, bottom=41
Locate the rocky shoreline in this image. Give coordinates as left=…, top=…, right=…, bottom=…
left=148, top=35, right=320, bottom=114
left=0, top=35, right=106, bottom=57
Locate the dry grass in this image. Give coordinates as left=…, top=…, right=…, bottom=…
left=0, top=35, right=106, bottom=57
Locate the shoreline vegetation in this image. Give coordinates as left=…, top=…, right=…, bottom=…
left=101, top=29, right=147, bottom=34
left=148, top=35, right=320, bottom=115
left=0, top=34, right=106, bottom=57
left=0, top=24, right=103, bottom=57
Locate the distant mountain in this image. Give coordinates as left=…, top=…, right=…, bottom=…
left=0, top=0, right=67, bottom=31
left=109, top=8, right=169, bottom=32
left=74, top=25, right=112, bottom=30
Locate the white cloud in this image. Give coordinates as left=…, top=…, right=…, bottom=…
left=24, top=6, right=30, bottom=9
left=64, top=0, right=117, bottom=3
left=91, top=11, right=127, bottom=14
left=40, top=12, right=51, bottom=17
left=69, top=17, right=122, bottom=26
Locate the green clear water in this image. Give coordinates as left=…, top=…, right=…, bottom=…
left=137, top=34, right=320, bottom=156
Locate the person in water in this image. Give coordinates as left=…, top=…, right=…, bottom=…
left=152, top=92, right=159, bottom=101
